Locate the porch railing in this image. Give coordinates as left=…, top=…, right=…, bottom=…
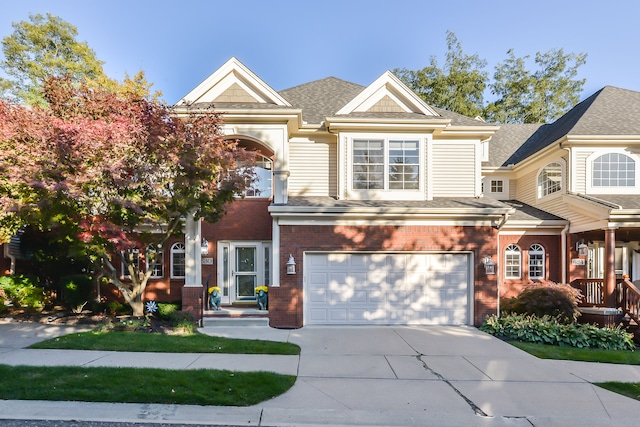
left=619, top=278, right=640, bottom=326
left=572, top=279, right=606, bottom=306
left=571, top=278, right=640, bottom=326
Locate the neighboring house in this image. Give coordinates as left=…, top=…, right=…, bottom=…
left=3, top=58, right=639, bottom=327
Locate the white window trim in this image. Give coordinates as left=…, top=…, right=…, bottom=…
left=170, top=242, right=186, bottom=279
left=120, top=249, right=139, bottom=279
left=146, top=247, right=164, bottom=279
left=505, top=244, right=521, bottom=279
left=537, top=161, right=565, bottom=200
left=585, top=150, right=640, bottom=195
left=345, top=133, right=426, bottom=201
left=528, top=243, right=545, bottom=280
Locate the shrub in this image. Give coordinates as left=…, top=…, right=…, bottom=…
left=156, top=302, right=180, bottom=320
left=60, top=275, right=93, bottom=313
left=503, top=281, right=582, bottom=323
left=169, top=310, right=197, bottom=335
left=0, top=275, right=46, bottom=310
left=481, top=313, right=635, bottom=351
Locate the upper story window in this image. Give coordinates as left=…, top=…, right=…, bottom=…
left=528, top=244, right=545, bottom=280
left=505, top=244, right=521, bottom=279
left=537, top=162, right=562, bottom=198
left=351, top=137, right=421, bottom=194
left=240, top=155, right=272, bottom=198
left=592, top=153, right=635, bottom=187
left=171, top=242, right=186, bottom=278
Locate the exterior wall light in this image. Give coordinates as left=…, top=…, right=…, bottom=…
left=483, top=256, right=495, bottom=275
left=286, top=254, right=296, bottom=275
left=201, top=238, right=209, bottom=256
left=576, top=241, right=588, bottom=257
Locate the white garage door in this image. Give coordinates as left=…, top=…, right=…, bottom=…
left=305, top=252, right=471, bottom=325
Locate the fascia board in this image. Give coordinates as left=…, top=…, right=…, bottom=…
left=560, top=135, right=640, bottom=146
left=269, top=205, right=512, bottom=218
left=562, top=194, right=612, bottom=219
left=326, top=117, right=449, bottom=133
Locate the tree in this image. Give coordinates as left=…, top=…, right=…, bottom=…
left=0, top=76, right=255, bottom=316
left=394, top=32, right=587, bottom=124
left=394, top=31, right=488, bottom=118
left=484, top=48, right=587, bottom=123
left=0, top=13, right=105, bottom=106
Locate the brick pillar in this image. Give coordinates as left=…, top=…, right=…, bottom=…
left=182, top=286, right=203, bottom=325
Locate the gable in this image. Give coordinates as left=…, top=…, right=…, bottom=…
left=336, top=71, right=439, bottom=116
left=177, top=57, right=291, bottom=106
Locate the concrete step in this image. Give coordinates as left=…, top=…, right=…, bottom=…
left=202, top=316, right=269, bottom=327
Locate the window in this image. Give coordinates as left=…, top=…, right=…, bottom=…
left=120, top=249, right=139, bottom=278
left=505, top=244, right=521, bottom=279
left=490, top=180, right=503, bottom=193
left=538, top=162, right=562, bottom=197
left=147, top=245, right=164, bottom=278
left=353, top=138, right=420, bottom=191
left=171, top=242, right=186, bottom=278
left=240, top=155, right=272, bottom=197
left=528, top=244, right=544, bottom=280
left=592, top=153, right=635, bottom=187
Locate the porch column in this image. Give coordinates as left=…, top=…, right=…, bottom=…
left=604, top=227, right=617, bottom=307
left=182, top=212, right=203, bottom=323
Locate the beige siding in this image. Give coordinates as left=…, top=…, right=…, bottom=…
left=431, top=143, right=476, bottom=197
left=574, top=150, right=593, bottom=193
left=509, top=179, right=517, bottom=199
left=289, top=139, right=336, bottom=197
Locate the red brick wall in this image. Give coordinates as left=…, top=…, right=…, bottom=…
left=273, top=224, right=499, bottom=328
left=499, top=234, right=563, bottom=298
left=201, top=198, right=272, bottom=288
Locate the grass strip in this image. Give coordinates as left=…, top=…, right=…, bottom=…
left=509, top=341, right=640, bottom=365
left=0, top=364, right=296, bottom=406
left=595, top=382, right=640, bottom=401
left=30, top=331, right=300, bottom=355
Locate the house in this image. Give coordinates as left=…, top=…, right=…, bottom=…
left=4, top=58, right=640, bottom=327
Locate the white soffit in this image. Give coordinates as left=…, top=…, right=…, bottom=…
left=177, top=57, right=291, bottom=106
left=336, top=71, right=439, bottom=116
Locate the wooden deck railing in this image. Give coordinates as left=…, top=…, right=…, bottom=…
left=571, top=278, right=640, bottom=325
left=619, top=278, right=640, bottom=326
left=572, top=279, right=606, bottom=306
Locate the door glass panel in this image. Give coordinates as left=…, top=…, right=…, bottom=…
left=235, top=247, right=256, bottom=299
left=222, top=246, right=229, bottom=297
left=236, top=247, right=256, bottom=272
left=236, top=275, right=256, bottom=298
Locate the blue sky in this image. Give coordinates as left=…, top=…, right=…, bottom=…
left=2, top=0, right=640, bottom=105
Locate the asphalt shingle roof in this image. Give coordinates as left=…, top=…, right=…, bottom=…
left=491, top=86, right=640, bottom=166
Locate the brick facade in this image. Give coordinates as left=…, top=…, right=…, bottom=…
left=498, top=234, right=563, bottom=298
left=272, top=224, right=500, bottom=328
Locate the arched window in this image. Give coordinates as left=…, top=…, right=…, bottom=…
left=592, top=153, right=635, bottom=187
left=505, top=244, right=521, bottom=279
left=538, top=162, right=562, bottom=198
left=171, top=242, right=186, bottom=278
left=528, top=244, right=545, bottom=280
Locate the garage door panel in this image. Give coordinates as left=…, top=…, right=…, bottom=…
left=305, top=253, right=470, bottom=325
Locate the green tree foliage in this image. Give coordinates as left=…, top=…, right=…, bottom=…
left=395, top=31, right=488, bottom=119
left=485, top=48, right=587, bottom=123
left=0, top=13, right=105, bottom=106
left=394, top=32, right=587, bottom=124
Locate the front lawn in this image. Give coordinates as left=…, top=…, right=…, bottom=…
left=0, top=364, right=295, bottom=406
left=30, top=330, right=301, bottom=355
left=510, top=341, right=640, bottom=365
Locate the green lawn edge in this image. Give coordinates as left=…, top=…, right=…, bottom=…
left=30, top=330, right=301, bottom=355
left=0, top=364, right=296, bottom=406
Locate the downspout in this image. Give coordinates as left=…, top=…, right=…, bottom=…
left=496, top=212, right=510, bottom=317
left=561, top=224, right=569, bottom=284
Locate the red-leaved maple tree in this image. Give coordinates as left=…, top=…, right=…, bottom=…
left=0, top=76, right=254, bottom=316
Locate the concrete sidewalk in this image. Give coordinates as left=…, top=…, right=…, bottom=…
left=2, top=321, right=640, bottom=426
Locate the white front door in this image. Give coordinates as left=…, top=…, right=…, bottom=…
left=218, top=241, right=271, bottom=305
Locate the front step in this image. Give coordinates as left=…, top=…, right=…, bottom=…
left=202, top=306, right=269, bottom=327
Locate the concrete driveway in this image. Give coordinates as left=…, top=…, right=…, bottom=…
left=3, top=322, right=640, bottom=426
